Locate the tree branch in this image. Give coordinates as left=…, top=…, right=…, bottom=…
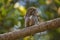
left=0, top=18, right=60, bottom=40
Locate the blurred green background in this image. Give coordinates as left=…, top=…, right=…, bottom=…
left=0, top=0, right=60, bottom=40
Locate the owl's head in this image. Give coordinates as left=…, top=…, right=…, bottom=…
left=26, top=7, right=38, bottom=16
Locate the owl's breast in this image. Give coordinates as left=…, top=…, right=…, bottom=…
left=28, top=16, right=35, bottom=26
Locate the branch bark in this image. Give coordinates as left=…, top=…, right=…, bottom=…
left=0, top=18, right=60, bottom=40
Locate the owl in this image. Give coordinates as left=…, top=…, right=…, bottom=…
left=25, top=7, right=40, bottom=27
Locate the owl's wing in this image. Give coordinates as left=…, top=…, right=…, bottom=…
left=37, top=14, right=41, bottom=22
left=25, top=17, right=30, bottom=27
